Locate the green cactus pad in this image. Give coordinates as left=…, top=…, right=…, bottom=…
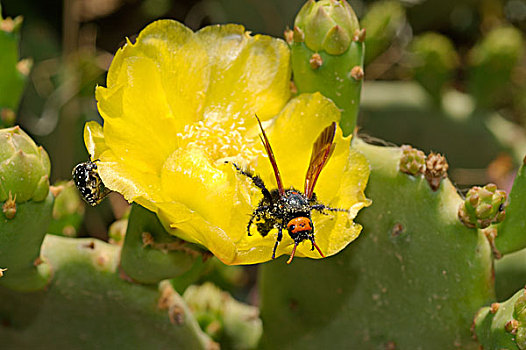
left=259, top=139, right=493, bottom=349
left=0, top=192, right=54, bottom=292
left=0, top=10, right=30, bottom=126
left=409, top=32, right=459, bottom=101
left=468, top=26, right=524, bottom=108
left=183, top=282, right=262, bottom=349
left=495, top=161, right=526, bottom=255
left=47, top=181, right=84, bottom=237
left=474, top=288, right=526, bottom=350
left=0, top=235, right=214, bottom=349
left=361, top=0, right=406, bottom=65
left=120, top=204, right=209, bottom=284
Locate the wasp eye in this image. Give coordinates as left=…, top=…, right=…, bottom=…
left=290, top=225, right=296, bottom=231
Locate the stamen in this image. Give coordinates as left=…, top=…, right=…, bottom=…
left=178, top=116, right=264, bottom=164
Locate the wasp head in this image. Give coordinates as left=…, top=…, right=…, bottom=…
left=285, top=217, right=325, bottom=264
left=287, top=217, right=313, bottom=241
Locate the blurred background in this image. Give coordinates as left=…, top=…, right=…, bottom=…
left=1, top=0, right=526, bottom=244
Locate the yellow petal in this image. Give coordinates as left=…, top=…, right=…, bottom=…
left=197, top=25, right=291, bottom=124
left=160, top=147, right=234, bottom=228
left=84, top=121, right=107, bottom=160
left=155, top=201, right=237, bottom=264
left=260, top=92, right=343, bottom=191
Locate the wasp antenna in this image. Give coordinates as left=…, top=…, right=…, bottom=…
left=311, top=238, right=326, bottom=258
left=286, top=242, right=299, bottom=264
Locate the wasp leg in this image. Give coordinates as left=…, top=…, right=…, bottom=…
left=311, top=204, right=349, bottom=215
left=271, top=226, right=283, bottom=260
left=247, top=205, right=270, bottom=236
left=227, top=162, right=272, bottom=200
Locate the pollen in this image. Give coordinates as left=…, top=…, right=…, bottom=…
left=177, top=114, right=264, bottom=166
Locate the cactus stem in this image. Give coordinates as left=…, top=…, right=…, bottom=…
left=2, top=192, right=16, bottom=219
left=352, top=28, right=366, bottom=42
left=424, top=153, right=448, bottom=191
left=309, top=53, right=323, bottom=69
left=490, top=302, right=500, bottom=313
left=350, top=66, right=364, bottom=80
left=293, top=26, right=305, bottom=43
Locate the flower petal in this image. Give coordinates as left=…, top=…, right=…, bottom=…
left=260, top=92, right=343, bottom=191
left=197, top=25, right=291, bottom=124
left=84, top=121, right=108, bottom=160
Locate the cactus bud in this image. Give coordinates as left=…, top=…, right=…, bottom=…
left=424, top=153, right=448, bottom=191
left=296, top=0, right=359, bottom=54
left=459, top=183, right=507, bottom=229
left=0, top=126, right=51, bottom=203
left=399, top=145, right=426, bottom=176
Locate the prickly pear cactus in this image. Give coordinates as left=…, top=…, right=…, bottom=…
left=474, top=288, right=526, bottom=350
left=120, top=204, right=210, bottom=285
left=183, top=282, right=262, bottom=349
left=0, top=235, right=215, bottom=349
left=468, top=26, right=524, bottom=109
left=259, top=140, right=494, bottom=349
left=288, top=0, right=364, bottom=135
left=361, top=0, right=406, bottom=65
left=0, top=126, right=52, bottom=292
left=408, top=32, right=459, bottom=101
left=47, top=181, right=84, bottom=237
left=0, top=6, right=31, bottom=127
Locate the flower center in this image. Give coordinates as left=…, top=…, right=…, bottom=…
left=177, top=114, right=263, bottom=166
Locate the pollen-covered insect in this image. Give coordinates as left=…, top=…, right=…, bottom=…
left=72, top=161, right=110, bottom=206
left=230, top=117, right=348, bottom=264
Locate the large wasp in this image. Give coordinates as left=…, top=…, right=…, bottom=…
left=230, top=117, right=348, bottom=264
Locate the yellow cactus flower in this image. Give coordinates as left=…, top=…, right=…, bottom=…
left=84, top=19, right=370, bottom=265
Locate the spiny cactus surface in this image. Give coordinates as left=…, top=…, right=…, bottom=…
left=259, top=139, right=493, bottom=349
left=0, top=235, right=214, bottom=349
left=0, top=8, right=30, bottom=127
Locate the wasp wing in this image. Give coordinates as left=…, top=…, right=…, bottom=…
left=304, top=122, right=337, bottom=199
left=256, top=115, right=284, bottom=196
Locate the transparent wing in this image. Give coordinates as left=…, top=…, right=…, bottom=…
left=304, top=122, right=337, bottom=199
left=256, top=115, right=284, bottom=196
